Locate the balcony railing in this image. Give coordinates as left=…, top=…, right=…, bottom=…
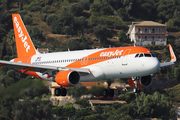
left=136, top=31, right=166, bottom=34
left=136, top=38, right=166, bottom=41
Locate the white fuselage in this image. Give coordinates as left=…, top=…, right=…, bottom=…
left=29, top=47, right=160, bottom=82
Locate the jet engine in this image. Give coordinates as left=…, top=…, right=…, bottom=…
left=128, top=75, right=152, bottom=88
left=55, top=70, right=80, bottom=87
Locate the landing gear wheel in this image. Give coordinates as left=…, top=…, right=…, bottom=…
left=61, top=88, right=67, bottom=96
left=54, top=88, right=61, bottom=96
left=103, top=89, right=108, bottom=97
left=108, top=89, right=114, bottom=97
left=54, top=87, right=67, bottom=96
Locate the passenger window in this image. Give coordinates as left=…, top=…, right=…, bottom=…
left=139, top=53, right=143, bottom=57
left=135, top=54, right=139, bottom=58
left=144, top=53, right=151, bottom=57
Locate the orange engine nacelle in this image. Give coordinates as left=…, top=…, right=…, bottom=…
left=128, top=75, right=152, bottom=88
left=55, top=70, right=80, bottom=87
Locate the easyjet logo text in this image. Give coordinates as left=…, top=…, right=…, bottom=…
left=14, top=17, right=30, bottom=52
left=100, top=50, right=123, bottom=57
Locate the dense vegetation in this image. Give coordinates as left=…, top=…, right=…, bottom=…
left=0, top=0, right=180, bottom=119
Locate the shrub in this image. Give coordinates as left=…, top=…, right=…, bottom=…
left=70, top=3, right=83, bottom=16
left=19, top=10, right=27, bottom=17
left=79, top=0, right=90, bottom=10
left=75, top=99, right=90, bottom=108
left=46, top=14, right=58, bottom=25
left=27, top=2, right=42, bottom=12
left=124, top=92, right=135, bottom=103
left=64, top=26, right=71, bottom=35
left=41, top=5, right=51, bottom=13
left=40, top=13, right=47, bottom=21
left=23, top=15, right=32, bottom=25
left=29, top=27, right=44, bottom=42
left=118, top=94, right=125, bottom=100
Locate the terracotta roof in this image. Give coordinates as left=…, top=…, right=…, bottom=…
left=37, top=48, right=49, bottom=52
left=134, top=21, right=166, bottom=26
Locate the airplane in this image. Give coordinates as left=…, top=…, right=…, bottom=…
left=0, top=14, right=177, bottom=97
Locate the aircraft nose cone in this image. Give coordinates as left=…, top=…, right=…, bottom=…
left=148, top=58, right=160, bottom=73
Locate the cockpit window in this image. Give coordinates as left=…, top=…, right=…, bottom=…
left=144, top=53, right=151, bottom=57
left=139, top=53, right=144, bottom=57
left=135, top=54, right=139, bottom=58
left=151, top=53, right=156, bottom=57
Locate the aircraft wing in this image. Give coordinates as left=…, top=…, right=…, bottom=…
left=160, top=44, right=176, bottom=67
left=0, top=60, right=90, bottom=74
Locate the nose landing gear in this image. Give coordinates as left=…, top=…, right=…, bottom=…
left=132, top=77, right=140, bottom=96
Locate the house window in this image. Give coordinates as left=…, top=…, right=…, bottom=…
left=152, top=28, right=155, bottom=33
left=144, top=35, right=147, bottom=39
left=149, top=29, right=151, bottom=33
left=158, top=28, right=162, bottom=33
left=158, top=35, right=162, bottom=41
left=138, top=28, right=141, bottom=33
left=144, top=28, right=148, bottom=33
left=151, top=35, right=155, bottom=40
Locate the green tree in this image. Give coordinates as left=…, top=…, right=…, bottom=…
left=67, top=84, right=88, bottom=97
left=136, top=92, right=175, bottom=119
left=7, top=30, right=15, bottom=56
left=51, top=7, right=75, bottom=34
left=118, top=30, right=128, bottom=45
left=174, top=67, right=180, bottom=82
left=75, top=99, right=90, bottom=108
left=52, top=105, right=63, bottom=117
left=93, top=25, right=113, bottom=47
left=22, top=15, right=32, bottom=25
left=67, top=37, right=92, bottom=50
left=88, top=85, right=104, bottom=97
left=46, top=14, right=58, bottom=26
left=69, top=3, right=83, bottom=16
left=124, top=92, right=135, bottom=103
left=107, top=103, right=136, bottom=120
left=75, top=16, right=88, bottom=37
left=27, top=2, right=42, bottom=12
left=14, top=97, right=53, bottom=120
left=29, top=27, right=44, bottom=42
left=74, top=108, right=91, bottom=119
left=79, top=0, right=90, bottom=10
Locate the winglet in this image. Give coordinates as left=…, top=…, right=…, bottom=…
left=169, top=44, right=176, bottom=63
left=12, top=14, right=39, bottom=58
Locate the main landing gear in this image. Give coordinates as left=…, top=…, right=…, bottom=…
left=132, top=77, right=140, bottom=96
left=54, top=86, right=67, bottom=96
left=102, top=81, right=114, bottom=97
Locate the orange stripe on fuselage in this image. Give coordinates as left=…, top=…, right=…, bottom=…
left=66, top=46, right=151, bottom=68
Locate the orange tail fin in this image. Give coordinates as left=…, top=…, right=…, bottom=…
left=12, top=14, right=38, bottom=58
left=169, top=44, right=176, bottom=63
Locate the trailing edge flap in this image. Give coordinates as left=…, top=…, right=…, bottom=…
left=0, top=60, right=90, bottom=74
left=160, top=44, right=176, bottom=67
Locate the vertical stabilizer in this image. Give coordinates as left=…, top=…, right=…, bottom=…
left=12, top=14, right=38, bottom=58
left=169, top=44, right=176, bottom=63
